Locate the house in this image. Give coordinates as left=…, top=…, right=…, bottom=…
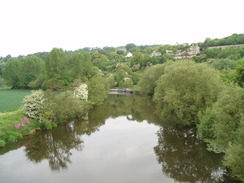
left=125, top=52, right=133, bottom=57
left=174, top=45, right=200, bottom=59
left=150, top=51, right=162, bottom=57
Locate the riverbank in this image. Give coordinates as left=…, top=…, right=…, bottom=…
left=0, top=109, right=41, bottom=147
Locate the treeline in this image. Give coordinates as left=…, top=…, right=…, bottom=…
left=2, top=48, right=110, bottom=104
left=203, top=33, right=244, bottom=47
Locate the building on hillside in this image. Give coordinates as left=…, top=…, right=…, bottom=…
left=174, top=45, right=200, bottom=59
left=125, top=52, right=133, bottom=57
left=150, top=51, right=162, bottom=57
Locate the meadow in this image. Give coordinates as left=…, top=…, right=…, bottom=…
left=0, top=88, right=31, bottom=112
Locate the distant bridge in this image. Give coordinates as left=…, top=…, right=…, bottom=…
left=109, top=89, right=133, bottom=94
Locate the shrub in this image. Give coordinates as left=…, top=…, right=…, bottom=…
left=40, top=91, right=88, bottom=129
left=74, top=84, right=88, bottom=101
left=22, top=90, right=45, bottom=120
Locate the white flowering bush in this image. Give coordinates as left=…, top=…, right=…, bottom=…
left=73, top=84, right=88, bottom=101
left=22, top=90, right=45, bottom=120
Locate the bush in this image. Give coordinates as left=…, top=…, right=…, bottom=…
left=153, top=60, right=223, bottom=126
left=40, top=91, right=88, bottom=129
left=22, top=90, right=45, bottom=120
left=73, top=84, right=88, bottom=101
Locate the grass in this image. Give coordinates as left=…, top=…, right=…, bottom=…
left=0, top=88, right=31, bottom=112
left=0, top=88, right=39, bottom=147
left=0, top=109, right=40, bottom=147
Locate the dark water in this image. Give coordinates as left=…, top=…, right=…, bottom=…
left=0, top=95, right=240, bottom=183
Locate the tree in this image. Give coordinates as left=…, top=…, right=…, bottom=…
left=125, top=43, right=136, bottom=52
left=116, top=50, right=124, bottom=55
left=138, top=62, right=173, bottom=96
left=153, top=60, right=223, bottom=126
left=20, top=56, right=45, bottom=88
left=2, top=59, right=21, bottom=88
left=88, top=74, right=108, bottom=105
left=210, top=58, right=237, bottom=70
left=198, top=85, right=244, bottom=181
left=69, top=52, right=93, bottom=80
left=235, top=58, right=244, bottom=87
left=45, top=48, right=68, bottom=79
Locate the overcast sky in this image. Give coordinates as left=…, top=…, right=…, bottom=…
left=0, top=0, right=243, bottom=57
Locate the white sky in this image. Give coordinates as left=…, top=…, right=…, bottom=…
left=0, top=0, right=243, bottom=57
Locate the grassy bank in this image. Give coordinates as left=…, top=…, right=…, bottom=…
left=0, top=109, right=40, bottom=147
left=0, top=88, right=31, bottom=112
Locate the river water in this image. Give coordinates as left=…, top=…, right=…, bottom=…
left=0, top=95, right=240, bottom=183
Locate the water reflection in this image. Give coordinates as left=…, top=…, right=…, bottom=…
left=25, top=122, right=84, bottom=171
left=0, top=95, right=240, bottom=183
left=154, top=127, right=229, bottom=183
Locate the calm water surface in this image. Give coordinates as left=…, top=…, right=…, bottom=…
left=0, top=95, right=240, bottom=183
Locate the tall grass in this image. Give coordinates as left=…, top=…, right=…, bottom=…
left=0, top=88, right=31, bottom=112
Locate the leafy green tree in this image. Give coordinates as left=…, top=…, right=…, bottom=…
left=88, top=74, right=108, bottom=105
left=44, top=48, right=71, bottom=90
left=138, top=62, right=173, bottom=96
left=20, top=56, right=45, bottom=88
left=45, top=48, right=68, bottom=79
left=210, top=58, right=237, bottom=70
left=2, top=59, right=21, bottom=88
left=125, top=43, right=136, bottom=52
left=92, top=54, right=108, bottom=71
left=120, top=77, right=133, bottom=88
left=203, top=48, right=221, bottom=58
left=116, top=50, right=125, bottom=55
left=198, top=85, right=244, bottom=150
left=235, top=58, right=244, bottom=87
left=153, top=60, right=223, bottom=126
left=68, top=52, right=93, bottom=80
left=208, top=33, right=244, bottom=46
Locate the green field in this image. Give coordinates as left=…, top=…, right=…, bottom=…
left=0, top=88, right=31, bottom=112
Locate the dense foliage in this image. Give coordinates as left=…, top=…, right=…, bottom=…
left=198, top=85, right=244, bottom=181
left=205, top=33, right=244, bottom=47
left=153, top=61, right=223, bottom=126
left=22, top=90, right=45, bottom=120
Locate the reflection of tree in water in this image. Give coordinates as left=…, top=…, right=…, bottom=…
left=154, top=127, right=239, bottom=183
left=13, top=94, right=240, bottom=182
left=93, top=94, right=162, bottom=125
left=25, top=123, right=84, bottom=171
left=23, top=95, right=155, bottom=171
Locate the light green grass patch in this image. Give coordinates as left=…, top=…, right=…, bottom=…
left=0, top=88, right=31, bottom=112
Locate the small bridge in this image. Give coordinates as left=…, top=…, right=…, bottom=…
left=109, top=89, right=133, bottom=95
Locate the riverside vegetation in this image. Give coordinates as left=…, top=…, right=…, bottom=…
left=0, top=33, right=244, bottom=181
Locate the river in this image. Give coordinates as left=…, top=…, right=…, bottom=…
left=0, top=95, right=240, bottom=183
